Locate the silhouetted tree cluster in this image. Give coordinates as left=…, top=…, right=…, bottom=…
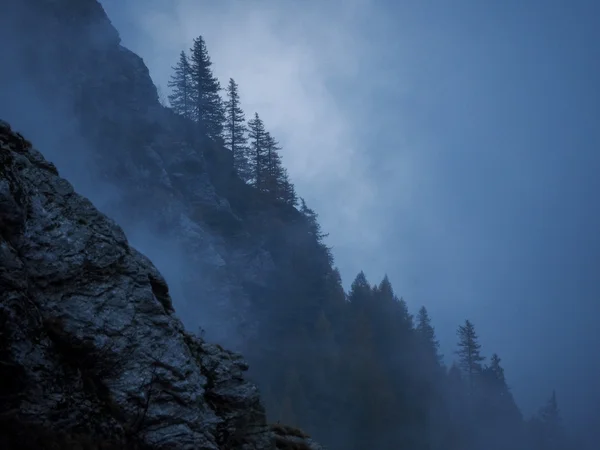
left=247, top=262, right=576, bottom=450
left=167, top=33, right=578, bottom=450
left=168, top=36, right=297, bottom=205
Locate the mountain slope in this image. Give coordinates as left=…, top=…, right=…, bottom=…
left=0, top=119, right=323, bottom=449
left=0, top=0, right=342, bottom=446
left=0, top=0, right=311, bottom=348
left=0, top=2, right=583, bottom=450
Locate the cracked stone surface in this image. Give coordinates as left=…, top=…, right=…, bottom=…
left=0, top=120, right=324, bottom=449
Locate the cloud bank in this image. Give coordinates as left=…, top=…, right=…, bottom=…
left=100, top=1, right=600, bottom=437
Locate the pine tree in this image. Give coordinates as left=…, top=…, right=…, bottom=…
left=247, top=112, right=267, bottom=189
left=486, top=353, right=506, bottom=386
left=263, top=131, right=284, bottom=196
left=223, top=78, right=250, bottom=181
left=480, top=352, right=523, bottom=437
left=189, top=36, right=225, bottom=141
left=376, top=275, right=394, bottom=301
left=279, top=167, right=298, bottom=206
left=533, top=391, right=566, bottom=450
left=370, top=276, right=396, bottom=350
left=416, top=306, right=443, bottom=364
left=539, top=391, right=561, bottom=430
left=299, top=198, right=329, bottom=243
left=370, top=277, right=412, bottom=363
left=395, top=296, right=413, bottom=329
left=167, top=50, right=193, bottom=119
left=348, top=271, right=371, bottom=305
left=456, top=319, right=485, bottom=392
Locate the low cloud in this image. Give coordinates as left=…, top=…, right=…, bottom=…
left=102, top=0, right=401, bottom=267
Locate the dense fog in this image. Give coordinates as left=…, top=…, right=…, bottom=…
left=1, top=0, right=599, bottom=449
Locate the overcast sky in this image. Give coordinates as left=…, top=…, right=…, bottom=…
left=100, top=0, right=600, bottom=428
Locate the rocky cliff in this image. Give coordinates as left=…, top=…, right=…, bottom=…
left=0, top=0, right=336, bottom=445
left=0, top=0, right=305, bottom=348
left=0, top=119, right=323, bottom=449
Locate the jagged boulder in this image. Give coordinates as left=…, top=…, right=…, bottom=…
left=0, top=120, right=323, bottom=449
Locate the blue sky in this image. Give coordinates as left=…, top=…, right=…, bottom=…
left=100, top=0, right=600, bottom=428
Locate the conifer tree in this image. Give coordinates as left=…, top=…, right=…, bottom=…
left=348, top=271, right=371, bottom=304
left=370, top=276, right=396, bottom=343
left=395, top=296, right=413, bottom=328
left=224, top=78, right=250, bottom=181
left=189, top=36, right=225, bottom=141
left=539, top=391, right=561, bottom=430
left=299, top=198, right=329, bottom=243
left=263, top=131, right=284, bottom=196
left=370, top=277, right=412, bottom=358
left=376, top=275, right=394, bottom=301
left=247, top=112, right=267, bottom=188
left=456, top=319, right=485, bottom=392
left=245, top=115, right=297, bottom=203
left=279, top=167, right=298, bottom=206
left=531, top=391, right=567, bottom=450
left=486, top=353, right=506, bottom=386
left=416, top=306, right=443, bottom=364
left=167, top=50, right=193, bottom=119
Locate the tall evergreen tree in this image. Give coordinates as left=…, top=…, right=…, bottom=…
left=189, top=35, right=225, bottom=141
left=394, top=296, right=413, bottom=330
left=347, top=271, right=371, bottom=305
left=456, top=319, right=485, bottom=392
left=539, top=391, right=562, bottom=431
left=223, top=78, right=250, bottom=181
left=416, top=306, right=443, bottom=365
left=486, top=353, right=506, bottom=386
left=374, top=275, right=395, bottom=307
left=299, top=198, right=329, bottom=243
left=247, top=112, right=267, bottom=188
left=529, top=391, right=567, bottom=450
left=370, top=276, right=396, bottom=351
left=263, top=131, right=284, bottom=196
left=167, top=50, right=193, bottom=119
left=279, top=167, right=298, bottom=206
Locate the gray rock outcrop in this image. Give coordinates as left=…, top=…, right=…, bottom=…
left=0, top=120, right=323, bottom=449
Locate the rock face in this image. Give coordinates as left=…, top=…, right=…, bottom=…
left=0, top=121, right=323, bottom=449
left=0, top=0, right=331, bottom=446
left=0, top=0, right=288, bottom=349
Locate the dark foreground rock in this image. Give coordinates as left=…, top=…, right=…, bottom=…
left=0, top=120, right=323, bottom=449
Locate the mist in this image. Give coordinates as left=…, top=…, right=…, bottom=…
left=101, top=0, right=600, bottom=431
left=1, top=0, right=600, bottom=448
left=0, top=0, right=253, bottom=351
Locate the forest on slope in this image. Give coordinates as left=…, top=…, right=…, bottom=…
left=162, top=35, right=578, bottom=450
left=0, top=0, right=586, bottom=447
